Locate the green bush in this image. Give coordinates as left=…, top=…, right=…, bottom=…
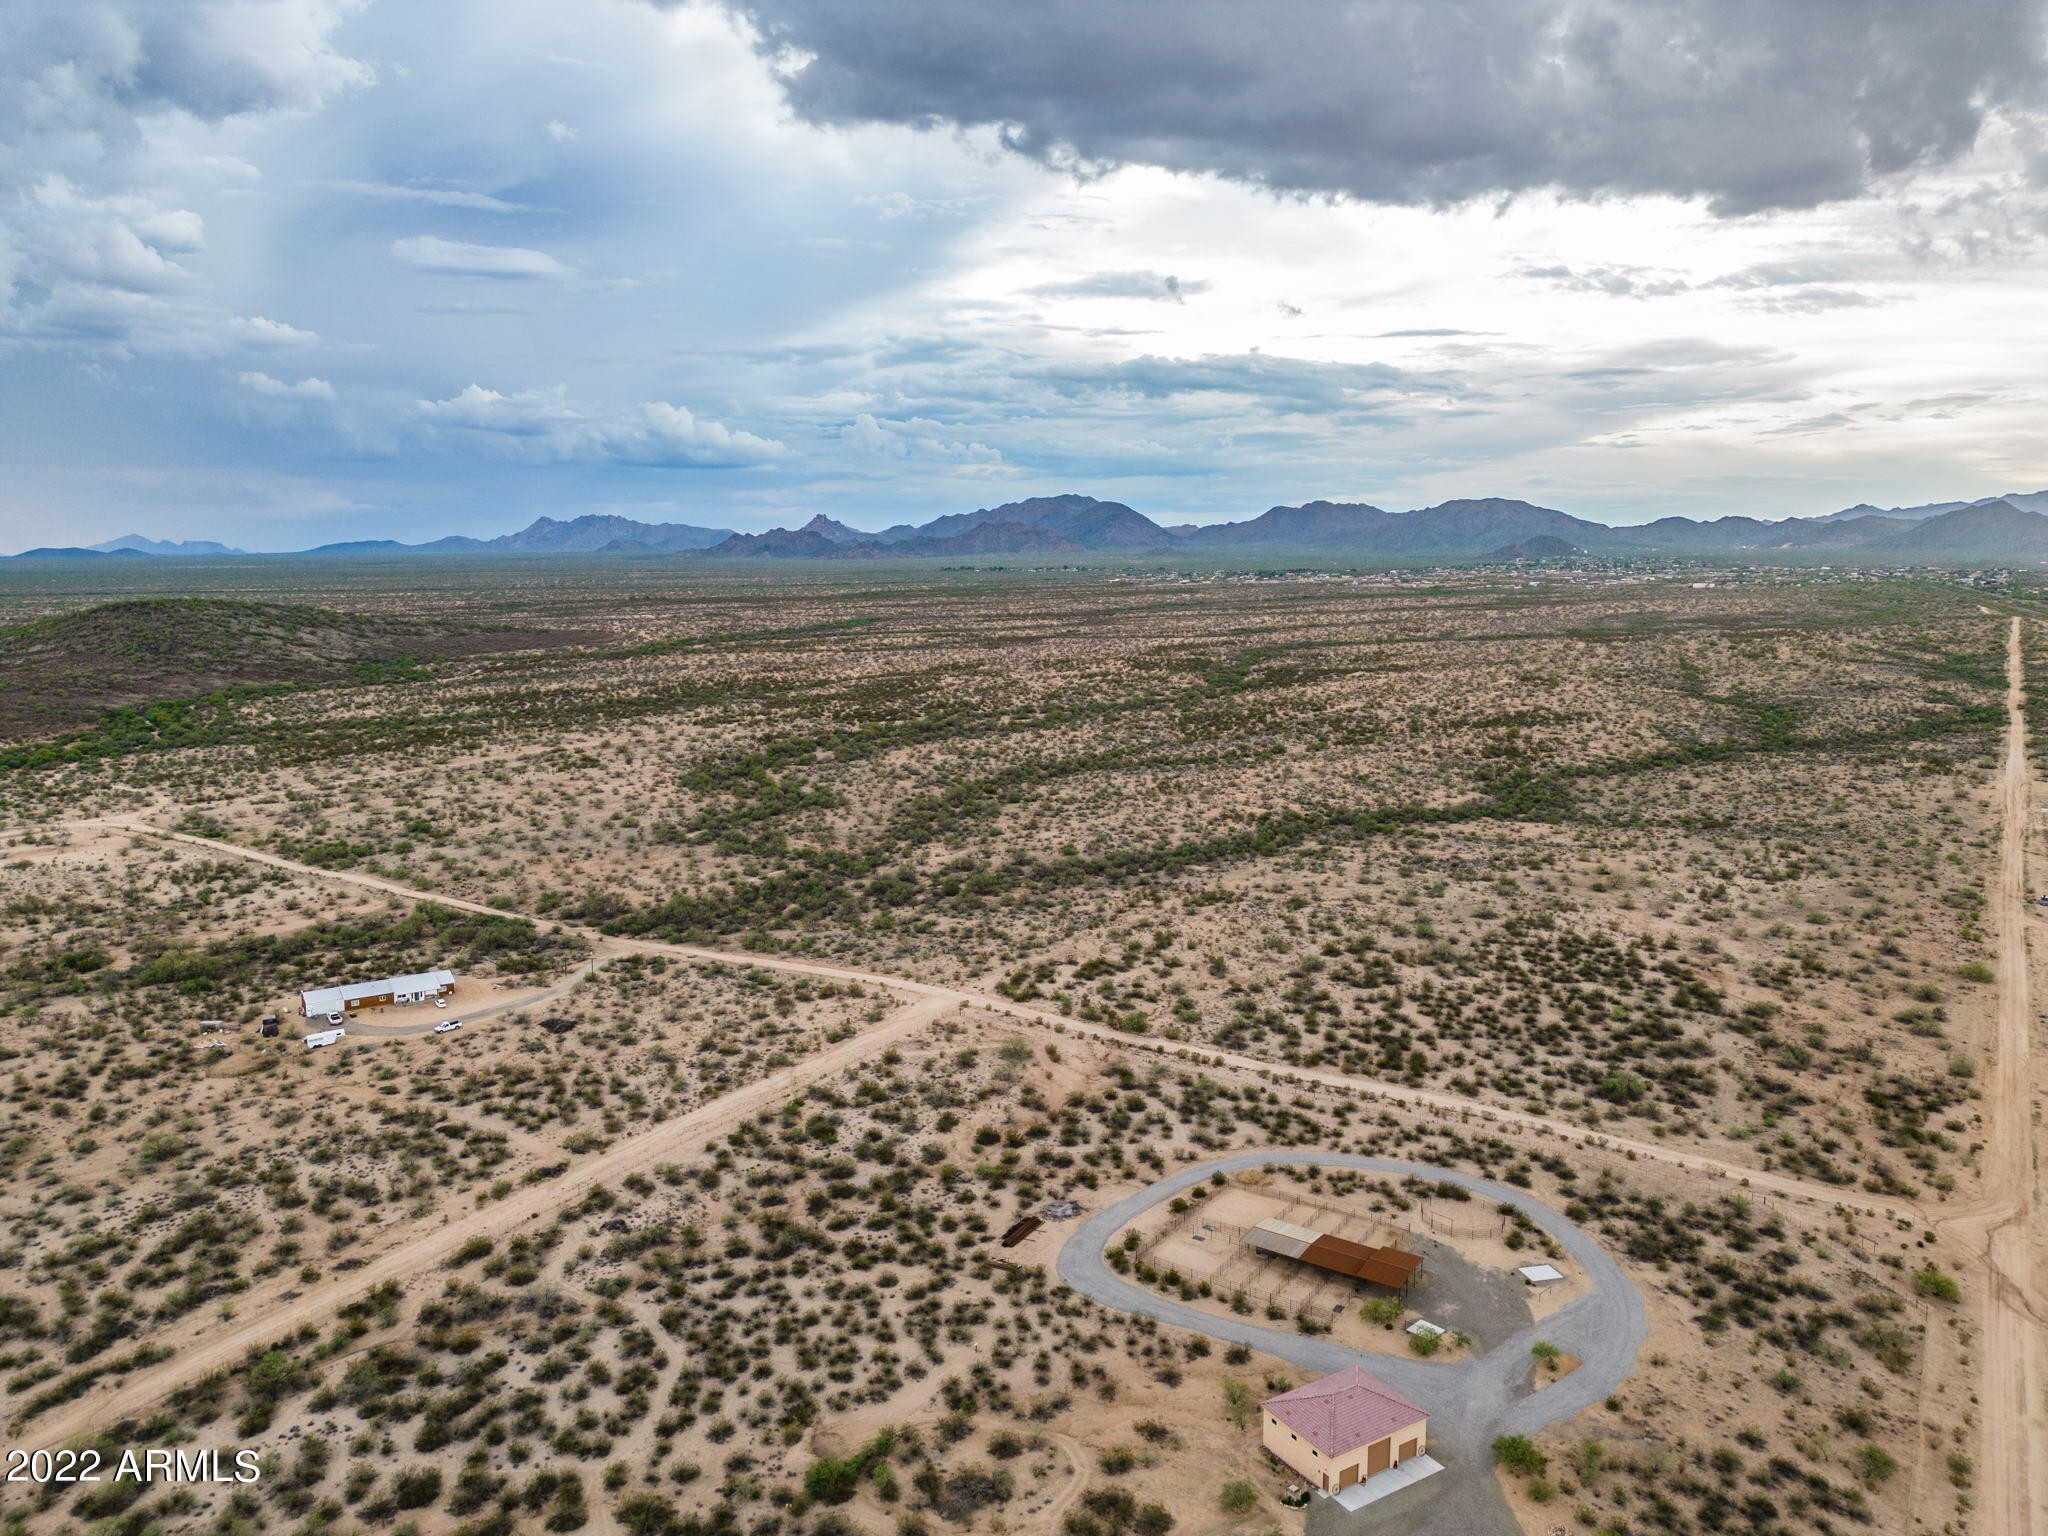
left=392, top=1467, right=444, bottom=1510
left=1912, top=1264, right=1960, bottom=1302
left=617, top=1495, right=684, bottom=1536
left=804, top=1457, right=863, bottom=1504
left=1492, top=1435, right=1546, bottom=1476
left=1218, top=1479, right=1258, bottom=1515
left=803, top=1428, right=897, bottom=1504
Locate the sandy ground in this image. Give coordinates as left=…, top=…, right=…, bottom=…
left=1123, top=1180, right=1575, bottom=1360
left=66, top=814, right=1927, bottom=1230
left=1945, top=617, right=2048, bottom=1535
left=34, top=800, right=2015, bottom=1534
left=24, top=984, right=963, bottom=1449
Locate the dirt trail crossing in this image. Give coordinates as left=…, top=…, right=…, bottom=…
left=70, top=817, right=1925, bottom=1222
left=22, top=987, right=963, bottom=1446
left=37, top=806, right=1962, bottom=1447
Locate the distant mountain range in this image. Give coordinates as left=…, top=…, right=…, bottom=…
left=1813, top=491, right=2048, bottom=523
left=18, top=488, right=2048, bottom=564
left=92, top=535, right=247, bottom=556
left=294, top=514, right=738, bottom=556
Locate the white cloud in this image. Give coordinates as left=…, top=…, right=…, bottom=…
left=390, top=236, right=575, bottom=280
left=231, top=315, right=320, bottom=347
left=2, top=0, right=2046, bottom=546
left=841, top=412, right=1002, bottom=467
left=1028, top=270, right=1209, bottom=303
left=16, top=178, right=205, bottom=294
left=0, top=1, right=365, bottom=357
left=239, top=370, right=335, bottom=400
left=328, top=180, right=539, bottom=213
left=417, top=384, right=783, bottom=467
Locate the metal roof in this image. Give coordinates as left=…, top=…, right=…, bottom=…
left=300, top=969, right=454, bottom=1013
left=1245, top=1217, right=1422, bottom=1288
left=1263, top=1366, right=1427, bottom=1457
left=1246, top=1217, right=1319, bottom=1259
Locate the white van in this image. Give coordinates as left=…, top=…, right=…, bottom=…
left=304, top=1028, right=346, bottom=1050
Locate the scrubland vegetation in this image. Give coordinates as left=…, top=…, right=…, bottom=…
left=0, top=560, right=2029, bottom=1536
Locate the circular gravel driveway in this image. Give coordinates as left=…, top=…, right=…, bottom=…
left=1054, top=1150, right=1648, bottom=1535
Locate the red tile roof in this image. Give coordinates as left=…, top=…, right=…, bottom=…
left=1263, top=1367, right=1427, bottom=1457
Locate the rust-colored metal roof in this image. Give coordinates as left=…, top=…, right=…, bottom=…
left=1247, top=1222, right=1422, bottom=1288
left=1353, top=1254, right=1419, bottom=1289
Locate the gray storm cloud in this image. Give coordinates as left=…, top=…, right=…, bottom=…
left=719, top=0, right=2048, bottom=214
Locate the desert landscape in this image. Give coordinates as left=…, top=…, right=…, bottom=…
left=0, top=556, right=2040, bottom=1536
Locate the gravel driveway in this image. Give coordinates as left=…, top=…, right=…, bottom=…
left=1053, top=1151, right=1648, bottom=1535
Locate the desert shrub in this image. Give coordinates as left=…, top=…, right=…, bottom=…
left=1911, top=1264, right=1960, bottom=1302
left=1362, top=1296, right=1404, bottom=1327
left=1493, top=1436, right=1546, bottom=1476
left=617, top=1495, right=684, bottom=1536
left=392, top=1467, right=443, bottom=1510
left=1218, top=1479, right=1258, bottom=1514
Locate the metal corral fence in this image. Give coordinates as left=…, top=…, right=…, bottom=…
left=1130, top=1184, right=1517, bottom=1323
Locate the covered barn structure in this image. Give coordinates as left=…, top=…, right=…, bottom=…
left=1245, top=1217, right=1424, bottom=1291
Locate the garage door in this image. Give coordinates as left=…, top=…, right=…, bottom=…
left=1366, top=1438, right=1391, bottom=1475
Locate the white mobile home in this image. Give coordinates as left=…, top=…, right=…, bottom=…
left=299, top=969, right=455, bottom=1018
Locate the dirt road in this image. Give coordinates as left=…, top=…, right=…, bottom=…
left=1947, top=617, right=2047, bottom=1534
left=70, top=816, right=1922, bottom=1221
left=23, top=986, right=963, bottom=1446
left=35, top=809, right=1953, bottom=1447
left=339, top=954, right=615, bottom=1038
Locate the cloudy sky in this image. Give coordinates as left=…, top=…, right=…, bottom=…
left=3, top=0, right=2046, bottom=551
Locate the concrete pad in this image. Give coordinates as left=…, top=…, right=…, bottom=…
left=1326, top=1455, right=1445, bottom=1511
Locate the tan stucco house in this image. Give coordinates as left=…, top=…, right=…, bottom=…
left=1261, top=1366, right=1428, bottom=1492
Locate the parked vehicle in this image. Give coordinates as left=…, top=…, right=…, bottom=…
left=436, top=998, right=448, bottom=1008
left=325, top=1011, right=345, bottom=1024
left=434, top=1019, right=463, bottom=1034
left=304, top=1028, right=346, bottom=1050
